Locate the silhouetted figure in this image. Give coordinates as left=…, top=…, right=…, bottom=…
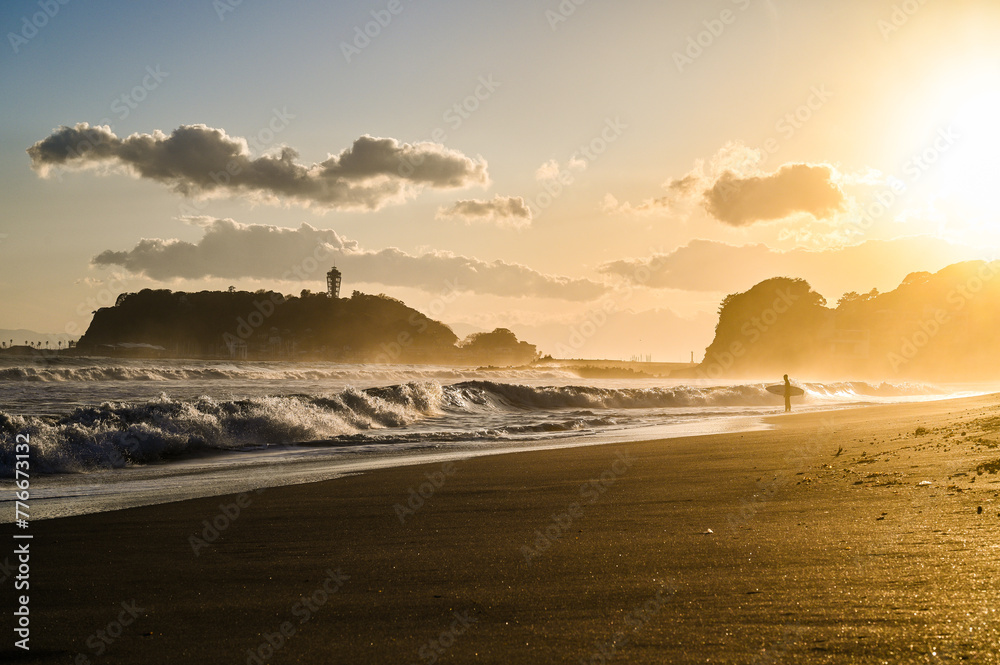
left=783, top=374, right=792, bottom=413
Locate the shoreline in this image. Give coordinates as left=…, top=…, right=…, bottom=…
left=4, top=393, right=1000, bottom=662
left=4, top=410, right=778, bottom=522
left=0, top=392, right=989, bottom=524
left=4, top=396, right=936, bottom=523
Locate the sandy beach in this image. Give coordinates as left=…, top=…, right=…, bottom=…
left=9, top=2, right=1000, bottom=662
left=5, top=394, right=1000, bottom=664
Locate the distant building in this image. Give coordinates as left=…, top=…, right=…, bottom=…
left=327, top=267, right=342, bottom=298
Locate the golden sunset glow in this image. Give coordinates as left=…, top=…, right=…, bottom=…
left=8, top=4, right=1000, bottom=662
left=3, top=0, right=1000, bottom=358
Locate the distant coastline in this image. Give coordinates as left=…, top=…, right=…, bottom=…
left=57, top=288, right=539, bottom=367
left=8, top=259, right=999, bottom=381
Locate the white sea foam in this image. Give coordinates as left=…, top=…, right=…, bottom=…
left=0, top=377, right=946, bottom=476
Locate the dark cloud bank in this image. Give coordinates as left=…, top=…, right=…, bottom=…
left=28, top=123, right=488, bottom=210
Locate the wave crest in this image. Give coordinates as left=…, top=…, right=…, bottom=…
left=0, top=379, right=940, bottom=476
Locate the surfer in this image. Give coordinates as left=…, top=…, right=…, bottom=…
left=783, top=374, right=792, bottom=413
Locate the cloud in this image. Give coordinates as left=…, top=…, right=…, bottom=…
left=599, top=236, right=976, bottom=298
left=602, top=174, right=701, bottom=215
left=603, top=144, right=742, bottom=216
left=535, top=156, right=587, bottom=181
left=436, top=195, right=532, bottom=228
left=92, top=217, right=605, bottom=301
left=74, top=276, right=108, bottom=287
left=604, top=142, right=846, bottom=225
left=535, top=159, right=560, bottom=181
left=703, top=164, right=845, bottom=226
left=27, top=123, right=489, bottom=211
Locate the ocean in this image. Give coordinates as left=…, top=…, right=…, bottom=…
left=0, top=358, right=969, bottom=520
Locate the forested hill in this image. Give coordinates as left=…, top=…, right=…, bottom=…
left=77, top=289, right=537, bottom=365
left=692, top=260, right=1000, bottom=380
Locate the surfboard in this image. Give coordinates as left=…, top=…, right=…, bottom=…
left=767, top=384, right=804, bottom=397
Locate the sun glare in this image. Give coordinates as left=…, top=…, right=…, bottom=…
left=948, top=89, right=1000, bottom=188
left=925, top=89, right=1000, bottom=244
left=896, top=61, right=1000, bottom=247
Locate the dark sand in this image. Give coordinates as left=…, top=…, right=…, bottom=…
left=4, top=395, right=1000, bottom=663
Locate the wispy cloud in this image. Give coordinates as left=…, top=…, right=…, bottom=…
left=436, top=195, right=532, bottom=228
left=599, top=236, right=974, bottom=297
left=535, top=159, right=560, bottom=181
left=92, top=217, right=605, bottom=300
left=28, top=123, right=489, bottom=211
left=535, top=157, right=586, bottom=181
left=602, top=174, right=701, bottom=215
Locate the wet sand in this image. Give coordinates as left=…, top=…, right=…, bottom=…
left=4, top=394, right=1000, bottom=663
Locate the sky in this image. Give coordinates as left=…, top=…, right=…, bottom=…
left=2, top=0, right=999, bottom=360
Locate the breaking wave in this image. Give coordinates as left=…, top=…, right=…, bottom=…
left=0, top=364, right=468, bottom=383
left=0, top=361, right=575, bottom=384
left=0, top=379, right=941, bottom=476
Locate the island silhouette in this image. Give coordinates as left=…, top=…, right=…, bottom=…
left=72, top=288, right=537, bottom=365
left=25, top=258, right=1000, bottom=379
left=682, top=259, right=1000, bottom=381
